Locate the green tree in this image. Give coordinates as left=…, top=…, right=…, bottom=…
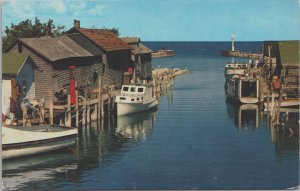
left=2, top=17, right=65, bottom=51
left=102, top=27, right=120, bottom=36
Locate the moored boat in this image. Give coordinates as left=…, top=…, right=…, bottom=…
left=225, top=63, right=248, bottom=78
left=225, top=75, right=259, bottom=104
left=115, top=83, right=159, bottom=116
left=2, top=125, right=78, bottom=159
left=151, top=50, right=175, bottom=58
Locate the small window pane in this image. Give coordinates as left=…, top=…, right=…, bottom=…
left=123, top=86, right=129, bottom=91
left=130, top=87, right=136, bottom=92
left=138, top=88, right=144, bottom=92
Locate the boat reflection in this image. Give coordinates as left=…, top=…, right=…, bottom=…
left=115, top=109, right=157, bottom=141
left=226, top=100, right=259, bottom=129
left=268, top=112, right=299, bottom=158
left=75, top=109, right=157, bottom=170
left=2, top=149, right=78, bottom=190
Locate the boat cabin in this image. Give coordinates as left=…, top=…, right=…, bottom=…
left=121, top=85, right=146, bottom=95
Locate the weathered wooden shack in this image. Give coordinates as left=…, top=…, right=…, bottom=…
left=263, top=40, right=299, bottom=97
left=2, top=53, right=37, bottom=117
left=5, top=35, right=103, bottom=107
left=67, top=20, right=132, bottom=88
left=120, top=37, right=153, bottom=81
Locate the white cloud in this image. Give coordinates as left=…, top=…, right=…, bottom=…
left=89, top=4, right=105, bottom=16
left=3, top=0, right=35, bottom=20
left=40, top=0, right=66, bottom=14
left=68, top=1, right=106, bottom=17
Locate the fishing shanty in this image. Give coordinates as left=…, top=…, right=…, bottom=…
left=2, top=20, right=186, bottom=129
left=224, top=40, right=299, bottom=130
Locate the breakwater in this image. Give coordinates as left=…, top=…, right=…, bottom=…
left=221, top=50, right=263, bottom=59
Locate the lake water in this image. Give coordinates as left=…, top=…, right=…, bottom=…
left=2, top=42, right=299, bottom=190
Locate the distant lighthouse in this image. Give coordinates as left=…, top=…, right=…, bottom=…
left=231, top=34, right=235, bottom=51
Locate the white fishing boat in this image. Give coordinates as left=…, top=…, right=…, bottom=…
left=225, top=63, right=248, bottom=78
left=115, top=84, right=159, bottom=116
left=2, top=125, right=78, bottom=159
left=225, top=75, right=259, bottom=104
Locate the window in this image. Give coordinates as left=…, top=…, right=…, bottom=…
left=122, top=86, right=129, bottom=91
left=131, top=98, right=134, bottom=101
left=130, top=87, right=136, bottom=92
left=138, top=88, right=144, bottom=93
left=137, top=98, right=139, bottom=101
left=120, top=97, right=126, bottom=100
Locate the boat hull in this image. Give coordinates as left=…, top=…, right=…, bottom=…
left=2, top=126, right=78, bottom=159
left=225, top=77, right=259, bottom=104
left=117, top=99, right=159, bottom=116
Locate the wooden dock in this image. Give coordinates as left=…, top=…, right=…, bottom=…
left=28, top=67, right=190, bottom=128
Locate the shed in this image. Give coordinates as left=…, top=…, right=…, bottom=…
left=2, top=53, right=37, bottom=117
left=121, top=37, right=153, bottom=79
left=67, top=22, right=132, bottom=87
left=5, top=35, right=104, bottom=107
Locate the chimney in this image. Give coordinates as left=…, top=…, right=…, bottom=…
left=74, top=20, right=80, bottom=28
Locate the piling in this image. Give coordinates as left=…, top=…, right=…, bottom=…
left=49, top=101, right=54, bottom=125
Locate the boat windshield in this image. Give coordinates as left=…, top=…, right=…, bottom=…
left=138, top=87, right=144, bottom=93
left=130, top=87, right=136, bottom=92
left=122, top=86, right=129, bottom=92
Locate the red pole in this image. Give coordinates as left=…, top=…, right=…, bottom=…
left=69, top=66, right=76, bottom=105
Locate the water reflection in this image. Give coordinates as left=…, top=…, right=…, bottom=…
left=226, top=100, right=259, bottom=129
left=2, top=149, right=78, bottom=190
left=268, top=112, right=299, bottom=158
left=115, top=110, right=157, bottom=140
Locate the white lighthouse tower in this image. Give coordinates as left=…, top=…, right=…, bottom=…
left=231, top=34, right=235, bottom=51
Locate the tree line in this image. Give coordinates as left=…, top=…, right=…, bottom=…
left=2, top=17, right=120, bottom=51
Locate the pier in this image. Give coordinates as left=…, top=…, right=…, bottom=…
left=19, top=67, right=190, bottom=128
left=221, top=34, right=263, bottom=59
left=221, top=50, right=263, bottom=59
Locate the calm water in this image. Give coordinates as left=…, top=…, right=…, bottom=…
left=2, top=42, right=299, bottom=190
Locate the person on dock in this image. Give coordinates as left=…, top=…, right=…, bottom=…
left=271, top=75, right=281, bottom=93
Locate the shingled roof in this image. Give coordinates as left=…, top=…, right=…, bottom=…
left=278, top=41, right=299, bottom=66
left=68, top=27, right=131, bottom=52
left=2, top=53, right=36, bottom=75
left=121, top=37, right=140, bottom=44
left=19, top=35, right=94, bottom=61
left=120, top=37, right=153, bottom=54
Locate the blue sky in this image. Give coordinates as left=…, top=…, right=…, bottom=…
left=2, top=0, right=299, bottom=41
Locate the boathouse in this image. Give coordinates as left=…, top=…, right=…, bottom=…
left=2, top=53, right=37, bottom=117
left=120, top=37, right=153, bottom=81
left=263, top=40, right=299, bottom=97
left=67, top=20, right=131, bottom=87
left=5, top=35, right=104, bottom=107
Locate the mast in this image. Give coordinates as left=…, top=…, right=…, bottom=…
left=231, top=34, right=235, bottom=51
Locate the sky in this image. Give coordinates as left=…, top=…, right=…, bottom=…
left=1, top=0, right=300, bottom=41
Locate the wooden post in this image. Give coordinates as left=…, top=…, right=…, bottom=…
left=82, top=98, right=87, bottom=126
left=87, top=105, right=91, bottom=124
left=75, top=89, right=79, bottom=128
left=67, top=95, right=71, bottom=127
left=50, top=100, right=54, bottom=125
left=267, top=91, right=270, bottom=112
left=108, top=93, right=111, bottom=116
left=101, top=90, right=104, bottom=119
